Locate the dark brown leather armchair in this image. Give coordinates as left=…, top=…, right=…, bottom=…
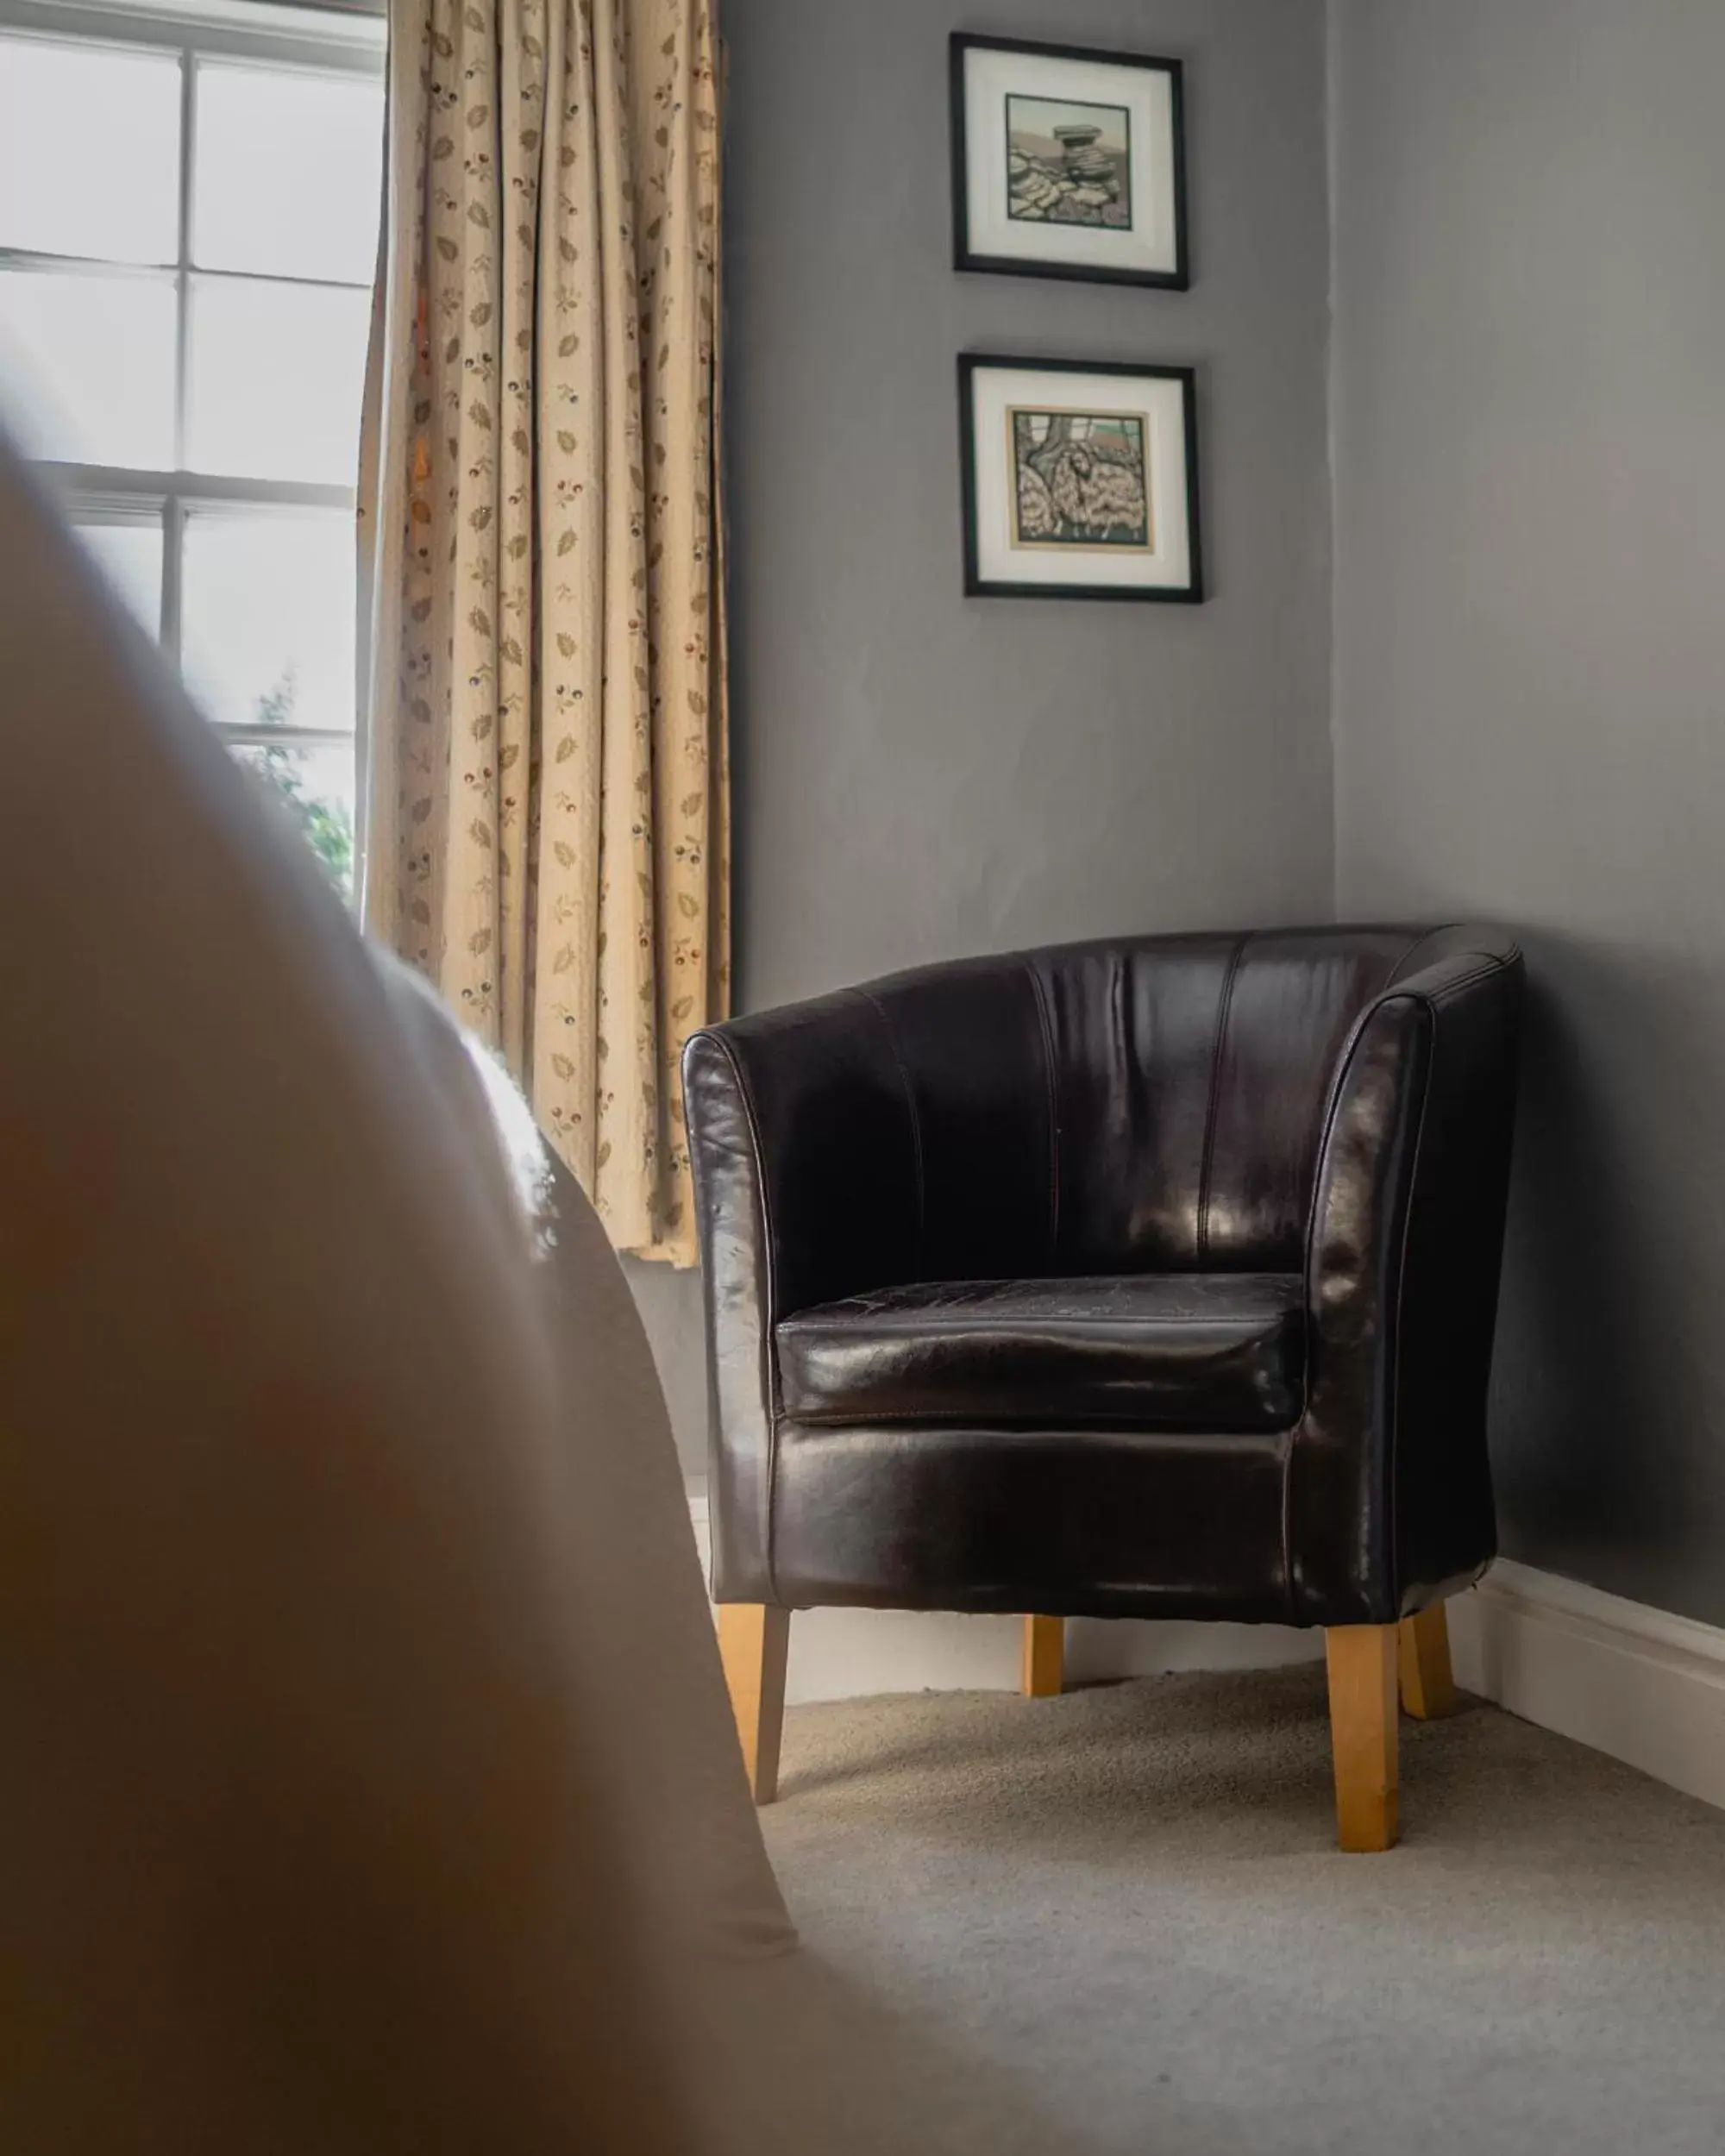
left=684, top=926, right=1523, bottom=1849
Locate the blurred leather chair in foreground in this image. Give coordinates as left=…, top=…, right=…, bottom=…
left=686, top=928, right=1522, bottom=1850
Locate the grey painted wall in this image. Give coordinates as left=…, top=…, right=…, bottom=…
left=724, top=0, right=1333, bottom=1009
left=641, top=0, right=1334, bottom=1471
left=1331, top=0, right=1725, bottom=1623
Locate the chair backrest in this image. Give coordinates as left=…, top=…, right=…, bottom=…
left=839, top=925, right=1492, bottom=1281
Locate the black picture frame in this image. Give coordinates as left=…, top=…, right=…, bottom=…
left=950, top=33, right=1189, bottom=291
left=958, top=354, right=1204, bottom=604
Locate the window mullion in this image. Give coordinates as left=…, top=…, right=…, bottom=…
left=166, top=41, right=192, bottom=659
left=172, top=41, right=193, bottom=471
left=160, top=493, right=184, bottom=659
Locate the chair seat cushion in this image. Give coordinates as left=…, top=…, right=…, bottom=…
left=775, top=1273, right=1305, bottom=1432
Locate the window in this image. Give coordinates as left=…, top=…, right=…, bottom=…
left=0, top=0, right=386, bottom=898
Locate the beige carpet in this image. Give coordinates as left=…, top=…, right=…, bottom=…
left=751, top=1664, right=1725, bottom=2154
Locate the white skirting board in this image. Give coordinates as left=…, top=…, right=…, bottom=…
left=691, top=1486, right=1725, bottom=1812
left=1446, top=1558, right=1725, bottom=1816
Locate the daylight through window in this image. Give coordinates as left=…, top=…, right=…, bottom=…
left=0, top=0, right=386, bottom=896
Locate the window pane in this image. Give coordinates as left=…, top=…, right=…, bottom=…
left=186, top=275, right=370, bottom=484
left=182, top=510, right=355, bottom=734
left=232, top=736, right=355, bottom=899
left=74, top=518, right=163, bottom=636
left=0, top=35, right=180, bottom=266
left=0, top=266, right=176, bottom=466
left=193, top=61, right=383, bottom=285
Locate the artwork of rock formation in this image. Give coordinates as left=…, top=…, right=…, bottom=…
left=1007, top=122, right=1129, bottom=228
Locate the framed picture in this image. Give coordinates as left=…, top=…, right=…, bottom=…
left=958, top=354, right=1203, bottom=603
left=950, top=34, right=1188, bottom=289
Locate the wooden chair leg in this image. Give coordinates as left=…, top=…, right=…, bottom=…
left=717, top=1603, right=790, bottom=1805
left=1325, top=1624, right=1400, bottom=1852
left=1021, top=1614, right=1063, bottom=1697
left=1398, top=1602, right=1459, bottom=1720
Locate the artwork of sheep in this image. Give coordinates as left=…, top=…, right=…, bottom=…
left=1010, top=409, right=1151, bottom=548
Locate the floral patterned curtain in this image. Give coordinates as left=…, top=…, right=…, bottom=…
left=360, top=0, right=726, bottom=1263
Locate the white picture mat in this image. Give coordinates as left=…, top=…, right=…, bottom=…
left=963, top=46, right=1178, bottom=274
left=969, top=365, right=1192, bottom=592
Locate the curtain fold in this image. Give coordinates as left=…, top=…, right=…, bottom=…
left=361, top=0, right=727, bottom=1263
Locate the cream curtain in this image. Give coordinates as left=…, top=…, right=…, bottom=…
left=360, top=0, right=727, bottom=1263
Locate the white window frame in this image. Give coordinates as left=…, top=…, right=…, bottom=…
left=0, top=0, right=384, bottom=756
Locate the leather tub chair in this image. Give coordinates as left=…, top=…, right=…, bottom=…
left=683, top=926, right=1523, bottom=1850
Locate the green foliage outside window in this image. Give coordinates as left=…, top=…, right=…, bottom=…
left=246, top=670, right=355, bottom=899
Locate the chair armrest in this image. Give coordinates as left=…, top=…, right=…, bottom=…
left=1293, top=944, right=1524, bottom=1624
left=682, top=991, right=923, bottom=1600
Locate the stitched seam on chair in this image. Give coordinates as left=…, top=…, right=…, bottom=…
left=1426, top=959, right=1509, bottom=1007
left=1384, top=1001, right=1437, bottom=1619
left=707, top=1031, right=787, bottom=1608
left=1195, top=933, right=1250, bottom=1264
left=1291, top=989, right=1415, bottom=1624
left=1385, top=929, right=1521, bottom=993
left=781, top=1407, right=1293, bottom=1431
left=1289, top=955, right=1508, bottom=1622
left=1277, top=1426, right=1297, bottom=1625
left=1026, top=959, right=1062, bottom=1266
left=858, top=987, right=925, bottom=1278
left=778, top=1401, right=1296, bottom=1433
left=1303, top=1011, right=1376, bottom=1263
left=778, top=1313, right=1295, bottom=1333
left=1295, top=955, right=1503, bottom=1263
left=1384, top=924, right=1444, bottom=987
